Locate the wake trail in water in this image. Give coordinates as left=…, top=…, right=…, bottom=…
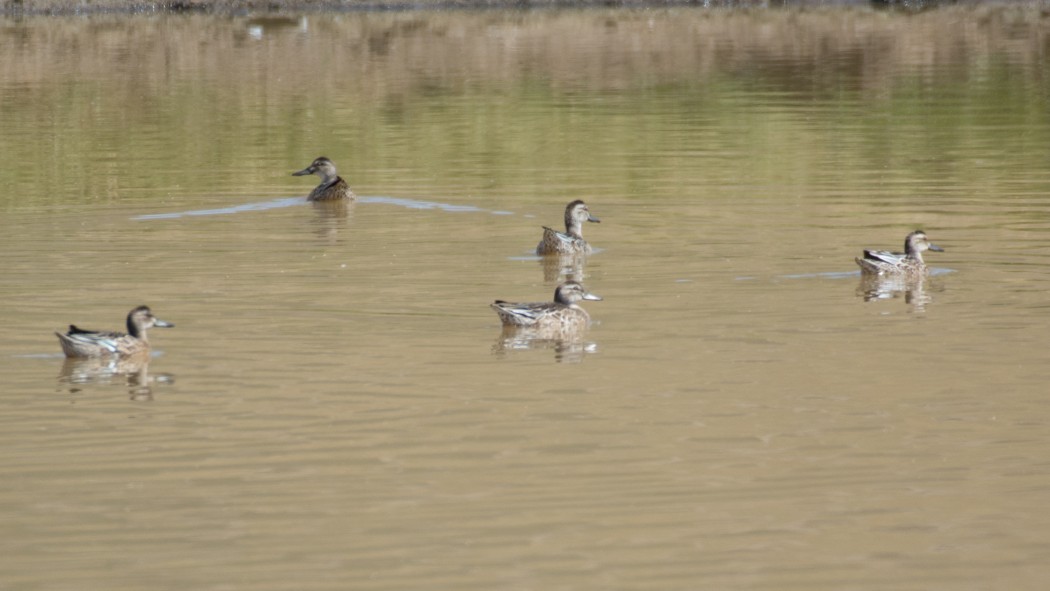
left=736, top=268, right=954, bottom=281
left=132, top=196, right=517, bottom=221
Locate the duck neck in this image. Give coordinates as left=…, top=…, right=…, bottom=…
left=565, top=218, right=583, bottom=239
left=318, top=173, right=339, bottom=189
left=126, top=317, right=143, bottom=339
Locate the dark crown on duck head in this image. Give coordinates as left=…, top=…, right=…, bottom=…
left=309, top=157, right=336, bottom=173
left=126, top=305, right=153, bottom=337
left=905, top=230, right=927, bottom=253
left=293, top=157, right=336, bottom=177
left=554, top=281, right=602, bottom=305
left=126, top=305, right=173, bottom=337
left=564, top=199, right=598, bottom=229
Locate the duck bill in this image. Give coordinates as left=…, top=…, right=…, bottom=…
left=582, top=292, right=603, bottom=301
left=291, top=167, right=313, bottom=177
left=928, top=243, right=944, bottom=252
left=587, top=215, right=601, bottom=223
left=153, top=319, right=175, bottom=328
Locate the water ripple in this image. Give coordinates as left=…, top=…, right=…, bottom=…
left=132, top=196, right=515, bottom=221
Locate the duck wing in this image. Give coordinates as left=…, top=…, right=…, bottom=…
left=862, top=249, right=906, bottom=266
left=62, top=326, right=126, bottom=353
left=491, top=301, right=556, bottom=327
left=537, top=227, right=583, bottom=254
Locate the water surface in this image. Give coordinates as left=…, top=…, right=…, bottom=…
left=2, top=7, right=1050, bottom=590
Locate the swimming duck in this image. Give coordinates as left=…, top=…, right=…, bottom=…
left=536, top=200, right=600, bottom=255
left=856, top=230, right=944, bottom=276
left=292, top=157, right=355, bottom=202
left=55, top=305, right=174, bottom=358
left=491, top=281, right=602, bottom=331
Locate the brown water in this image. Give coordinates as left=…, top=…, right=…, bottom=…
left=3, top=7, right=1050, bottom=590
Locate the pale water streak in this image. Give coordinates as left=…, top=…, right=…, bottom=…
left=132, top=196, right=515, bottom=220
left=2, top=7, right=1050, bottom=591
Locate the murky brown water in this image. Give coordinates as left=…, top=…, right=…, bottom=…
left=3, top=7, right=1050, bottom=590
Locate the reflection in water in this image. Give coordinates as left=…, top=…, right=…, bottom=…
left=6, top=9, right=1050, bottom=590
left=492, top=326, right=598, bottom=364
left=540, top=252, right=588, bottom=283
left=309, top=199, right=355, bottom=244
left=58, top=355, right=174, bottom=401
left=856, top=273, right=943, bottom=311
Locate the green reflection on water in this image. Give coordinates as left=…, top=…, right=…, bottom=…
left=1, top=8, right=1049, bottom=209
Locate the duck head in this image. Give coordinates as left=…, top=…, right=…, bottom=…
left=553, top=281, right=603, bottom=306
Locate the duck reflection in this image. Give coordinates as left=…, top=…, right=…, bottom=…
left=309, top=198, right=355, bottom=244
left=58, top=355, right=174, bottom=401
left=856, top=273, right=941, bottom=311
left=492, top=327, right=598, bottom=363
left=539, top=252, right=588, bottom=283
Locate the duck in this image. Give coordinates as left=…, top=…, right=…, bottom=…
left=55, top=305, right=174, bottom=358
left=856, top=230, right=944, bottom=277
left=536, top=200, right=600, bottom=255
left=292, top=156, right=355, bottom=202
left=491, top=281, right=602, bottom=332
